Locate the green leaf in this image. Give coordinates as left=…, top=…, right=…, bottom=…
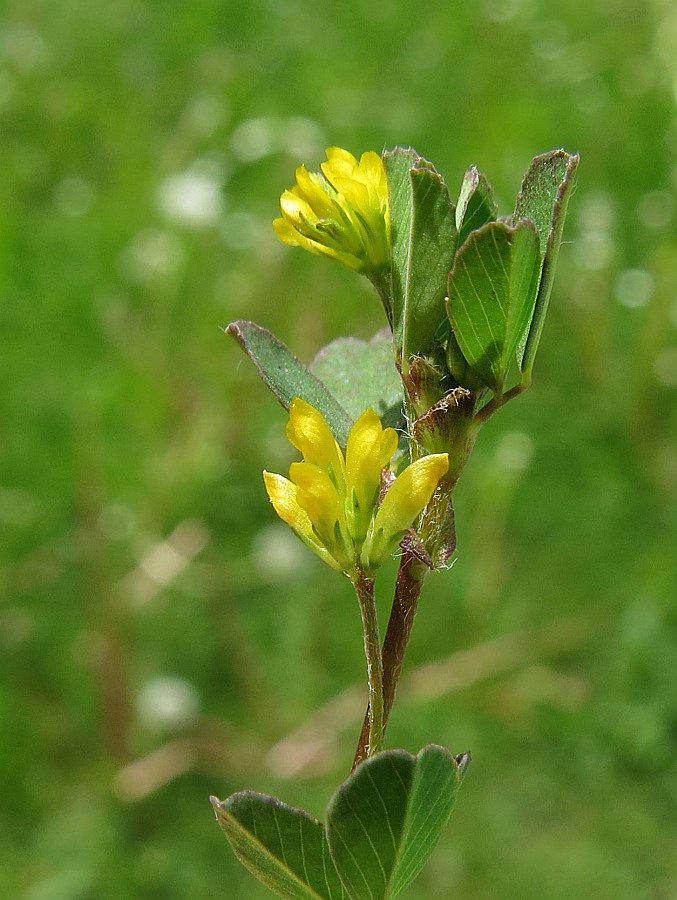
left=226, top=320, right=354, bottom=446
left=513, top=149, right=579, bottom=375
left=384, top=148, right=457, bottom=362
left=447, top=219, right=542, bottom=395
left=211, top=792, right=347, bottom=900
left=326, top=746, right=470, bottom=900
left=455, top=166, right=498, bottom=247
left=310, top=330, right=403, bottom=429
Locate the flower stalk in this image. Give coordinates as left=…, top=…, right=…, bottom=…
left=353, top=571, right=384, bottom=759
left=353, top=550, right=428, bottom=770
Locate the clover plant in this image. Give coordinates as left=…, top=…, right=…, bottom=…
left=211, top=145, right=579, bottom=898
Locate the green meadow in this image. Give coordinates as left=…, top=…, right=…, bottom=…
left=2, top=1, right=677, bottom=897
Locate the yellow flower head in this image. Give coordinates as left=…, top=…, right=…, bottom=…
left=273, top=147, right=391, bottom=275
left=263, top=398, right=448, bottom=577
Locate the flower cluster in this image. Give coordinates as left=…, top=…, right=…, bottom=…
left=264, top=399, right=448, bottom=578
left=273, top=147, right=391, bottom=275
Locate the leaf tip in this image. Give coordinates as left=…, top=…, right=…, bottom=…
left=224, top=319, right=245, bottom=338
left=453, top=751, right=472, bottom=775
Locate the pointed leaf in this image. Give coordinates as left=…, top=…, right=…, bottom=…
left=310, top=330, right=403, bottom=429
left=513, top=149, right=579, bottom=374
left=226, top=320, right=354, bottom=446
left=326, top=746, right=470, bottom=900
left=212, top=792, right=347, bottom=900
left=456, top=166, right=498, bottom=246
left=384, top=149, right=457, bottom=361
left=447, top=219, right=542, bottom=395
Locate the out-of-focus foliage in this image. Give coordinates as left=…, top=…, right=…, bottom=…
left=2, top=1, right=677, bottom=897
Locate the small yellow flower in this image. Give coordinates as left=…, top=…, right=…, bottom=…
left=273, top=147, right=391, bottom=275
left=360, top=453, right=450, bottom=570
left=262, top=471, right=344, bottom=572
left=263, top=398, right=448, bottom=577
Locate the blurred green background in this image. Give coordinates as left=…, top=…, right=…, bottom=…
left=2, top=0, right=677, bottom=897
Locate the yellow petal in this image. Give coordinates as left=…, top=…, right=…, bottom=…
left=343, top=409, right=383, bottom=540
left=379, top=453, right=449, bottom=530
left=290, top=461, right=354, bottom=572
left=273, top=219, right=362, bottom=269
left=345, top=409, right=382, bottom=472
left=272, top=216, right=302, bottom=246
left=279, top=189, right=319, bottom=226
left=347, top=411, right=398, bottom=479
left=343, top=410, right=398, bottom=539
left=263, top=471, right=343, bottom=573
left=322, top=147, right=358, bottom=180
left=358, top=151, right=388, bottom=190
left=286, top=398, right=345, bottom=482
left=289, top=461, right=342, bottom=539
left=362, top=453, right=449, bottom=569
left=294, top=167, right=338, bottom=219
left=263, top=471, right=313, bottom=533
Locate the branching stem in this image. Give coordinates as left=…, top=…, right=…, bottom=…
left=475, top=382, right=528, bottom=424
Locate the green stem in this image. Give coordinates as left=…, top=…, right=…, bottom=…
left=353, top=571, right=384, bottom=759
left=352, top=552, right=427, bottom=770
